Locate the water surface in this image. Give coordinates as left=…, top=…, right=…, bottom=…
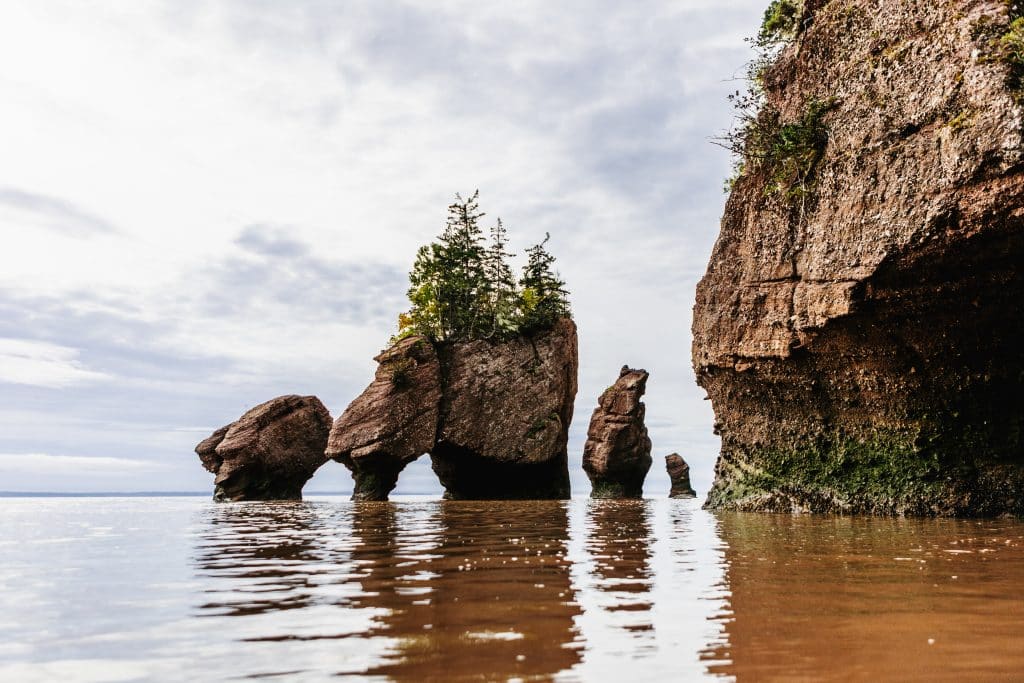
left=0, top=496, right=1021, bottom=681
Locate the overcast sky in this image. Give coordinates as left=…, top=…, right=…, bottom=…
left=0, top=0, right=764, bottom=496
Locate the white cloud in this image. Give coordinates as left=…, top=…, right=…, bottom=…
left=0, top=338, right=109, bottom=388
left=0, top=0, right=768, bottom=492
left=0, top=452, right=164, bottom=474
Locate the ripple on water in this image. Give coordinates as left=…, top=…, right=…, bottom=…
left=1, top=497, right=1023, bottom=680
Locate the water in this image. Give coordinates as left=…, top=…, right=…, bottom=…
left=0, top=496, right=1022, bottom=681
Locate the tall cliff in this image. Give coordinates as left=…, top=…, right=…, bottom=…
left=693, top=0, right=1024, bottom=515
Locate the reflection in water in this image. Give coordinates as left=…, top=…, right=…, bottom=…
left=14, top=497, right=1022, bottom=680
left=362, top=501, right=582, bottom=679
left=192, top=499, right=584, bottom=680
left=707, top=513, right=1024, bottom=681
left=585, top=500, right=654, bottom=644
left=194, top=503, right=327, bottom=617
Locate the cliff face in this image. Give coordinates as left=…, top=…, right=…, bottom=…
left=694, top=0, right=1024, bottom=514
left=328, top=318, right=578, bottom=500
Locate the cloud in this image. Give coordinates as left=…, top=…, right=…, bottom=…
left=0, top=338, right=109, bottom=388
left=0, top=452, right=165, bottom=474
left=0, top=0, right=770, bottom=493
left=203, top=223, right=407, bottom=326
left=0, top=186, right=119, bottom=236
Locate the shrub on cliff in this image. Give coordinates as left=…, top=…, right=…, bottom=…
left=758, top=0, right=804, bottom=47
left=395, top=192, right=571, bottom=344
left=717, top=0, right=831, bottom=199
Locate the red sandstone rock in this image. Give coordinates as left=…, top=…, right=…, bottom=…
left=326, top=336, right=442, bottom=500
left=582, top=366, right=652, bottom=498
left=665, top=453, right=696, bottom=499
left=432, top=318, right=578, bottom=499
left=195, top=395, right=332, bottom=501
left=326, top=318, right=578, bottom=500
left=693, top=0, right=1024, bottom=515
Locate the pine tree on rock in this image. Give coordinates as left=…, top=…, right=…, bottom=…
left=395, top=192, right=571, bottom=345
left=519, top=233, right=570, bottom=332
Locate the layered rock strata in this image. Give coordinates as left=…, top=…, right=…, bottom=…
left=328, top=318, right=578, bottom=500
left=693, top=0, right=1024, bottom=515
left=665, top=453, right=697, bottom=499
left=195, top=395, right=332, bottom=501
left=582, top=367, right=653, bottom=498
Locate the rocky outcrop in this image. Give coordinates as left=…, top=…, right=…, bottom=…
left=432, top=318, right=578, bottom=499
left=328, top=318, right=578, bottom=500
left=196, top=395, right=332, bottom=501
left=325, top=337, right=441, bottom=500
left=693, top=1, right=1024, bottom=515
left=665, top=453, right=697, bottom=499
left=582, top=367, right=652, bottom=498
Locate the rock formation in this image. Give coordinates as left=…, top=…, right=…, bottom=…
left=195, top=395, right=332, bottom=501
left=665, top=453, right=697, bottom=499
left=325, top=337, right=441, bottom=500
left=693, top=1, right=1024, bottom=515
left=328, top=318, right=578, bottom=500
left=582, top=367, right=653, bottom=498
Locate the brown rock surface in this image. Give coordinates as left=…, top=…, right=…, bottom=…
left=581, top=366, right=652, bottom=498
left=195, top=395, right=332, bottom=501
left=432, top=318, right=578, bottom=499
left=693, top=0, right=1024, bottom=515
left=326, top=336, right=442, bottom=500
left=665, top=453, right=697, bottom=499
left=327, top=318, right=578, bottom=500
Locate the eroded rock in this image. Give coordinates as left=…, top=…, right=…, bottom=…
left=326, top=336, right=442, bottom=500
left=196, top=395, right=332, bottom=501
left=665, top=453, right=697, bottom=499
left=432, top=318, right=578, bottom=499
left=328, top=318, right=578, bottom=500
left=582, top=367, right=652, bottom=499
left=693, top=1, right=1024, bottom=515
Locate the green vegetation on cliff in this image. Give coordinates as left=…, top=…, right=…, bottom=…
left=395, top=192, right=570, bottom=344
left=719, top=0, right=832, bottom=198
left=758, top=0, right=804, bottom=47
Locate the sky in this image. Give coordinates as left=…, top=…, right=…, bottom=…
left=0, top=0, right=765, bottom=496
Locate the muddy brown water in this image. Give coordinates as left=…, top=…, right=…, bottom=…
left=1, top=496, right=1022, bottom=681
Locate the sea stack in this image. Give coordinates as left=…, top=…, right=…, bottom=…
left=431, top=318, right=578, bottom=500
left=665, top=453, right=697, bottom=499
left=327, top=318, right=578, bottom=500
left=582, top=367, right=653, bottom=499
left=325, top=337, right=442, bottom=501
left=195, top=395, right=332, bottom=501
left=693, top=0, right=1024, bottom=515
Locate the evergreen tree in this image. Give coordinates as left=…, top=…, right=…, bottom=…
left=435, top=191, right=489, bottom=339
left=483, top=218, right=519, bottom=338
left=395, top=193, right=571, bottom=344
left=519, top=233, right=570, bottom=331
